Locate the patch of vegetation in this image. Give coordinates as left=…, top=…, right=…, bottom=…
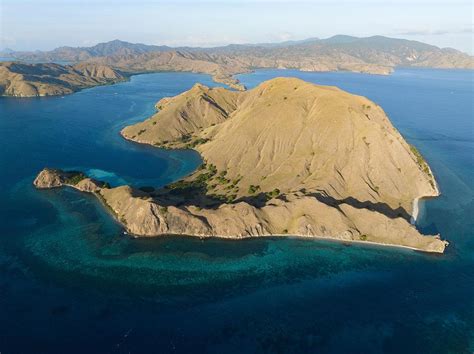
left=196, top=172, right=214, bottom=184
left=186, top=137, right=210, bottom=148
left=65, top=173, right=86, bottom=185
left=207, top=164, right=217, bottom=175
left=410, top=145, right=430, bottom=174
left=159, top=206, right=168, bottom=214
left=180, top=134, right=192, bottom=143
left=216, top=176, right=230, bottom=185
left=409, top=145, right=435, bottom=188
left=266, top=188, right=280, bottom=199
left=232, top=176, right=243, bottom=185
left=248, top=184, right=261, bottom=194
left=137, top=129, right=146, bottom=136
left=360, top=234, right=368, bottom=241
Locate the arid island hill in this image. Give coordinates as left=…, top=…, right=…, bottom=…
left=34, top=77, right=448, bottom=253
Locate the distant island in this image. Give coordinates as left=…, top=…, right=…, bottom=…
left=34, top=77, right=448, bottom=253
left=2, top=35, right=473, bottom=97
left=0, top=62, right=125, bottom=97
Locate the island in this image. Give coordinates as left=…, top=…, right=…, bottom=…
left=0, top=62, right=125, bottom=97
left=34, top=77, right=448, bottom=253
left=3, top=35, right=473, bottom=97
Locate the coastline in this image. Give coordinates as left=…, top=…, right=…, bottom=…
left=128, top=231, right=446, bottom=254
left=0, top=66, right=408, bottom=99
left=33, top=181, right=447, bottom=254
left=5, top=65, right=473, bottom=99
left=411, top=160, right=441, bottom=225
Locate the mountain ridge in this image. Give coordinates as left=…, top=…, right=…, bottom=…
left=2, top=35, right=472, bottom=97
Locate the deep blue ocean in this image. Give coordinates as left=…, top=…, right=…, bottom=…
left=0, top=68, right=473, bottom=353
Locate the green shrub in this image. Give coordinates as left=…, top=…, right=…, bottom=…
left=187, top=137, right=209, bottom=148
left=266, top=188, right=280, bottom=199
left=65, top=173, right=86, bottom=185
left=248, top=185, right=261, bottom=194
left=180, top=134, right=192, bottom=142
left=232, top=176, right=242, bottom=185
left=207, top=164, right=217, bottom=175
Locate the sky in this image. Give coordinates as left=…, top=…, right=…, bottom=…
left=1, top=0, right=473, bottom=54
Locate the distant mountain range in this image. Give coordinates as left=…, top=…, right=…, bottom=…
left=1, top=35, right=472, bottom=97
left=3, top=35, right=472, bottom=70
left=2, top=39, right=171, bottom=62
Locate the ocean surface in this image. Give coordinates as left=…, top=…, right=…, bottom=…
left=0, top=68, right=473, bottom=353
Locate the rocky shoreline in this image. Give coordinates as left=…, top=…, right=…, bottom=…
left=33, top=166, right=448, bottom=254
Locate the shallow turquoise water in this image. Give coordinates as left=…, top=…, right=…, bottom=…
left=0, top=69, right=473, bottom=353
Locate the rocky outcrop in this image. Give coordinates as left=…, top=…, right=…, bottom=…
left=33, top=168, right=67, bottom=189
left=34, top=78, right=449, bottom=253
left=33, top=168, right=105, bottom=192
left=0, top=62, right=126, bottom=97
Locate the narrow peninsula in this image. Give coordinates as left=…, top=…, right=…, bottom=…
left=34, top=77, right=448, bottom=253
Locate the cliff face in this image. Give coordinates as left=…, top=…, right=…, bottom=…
left=35, top=78, right=448, bottom=253
left=0, top=62, right=125, bottom=97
